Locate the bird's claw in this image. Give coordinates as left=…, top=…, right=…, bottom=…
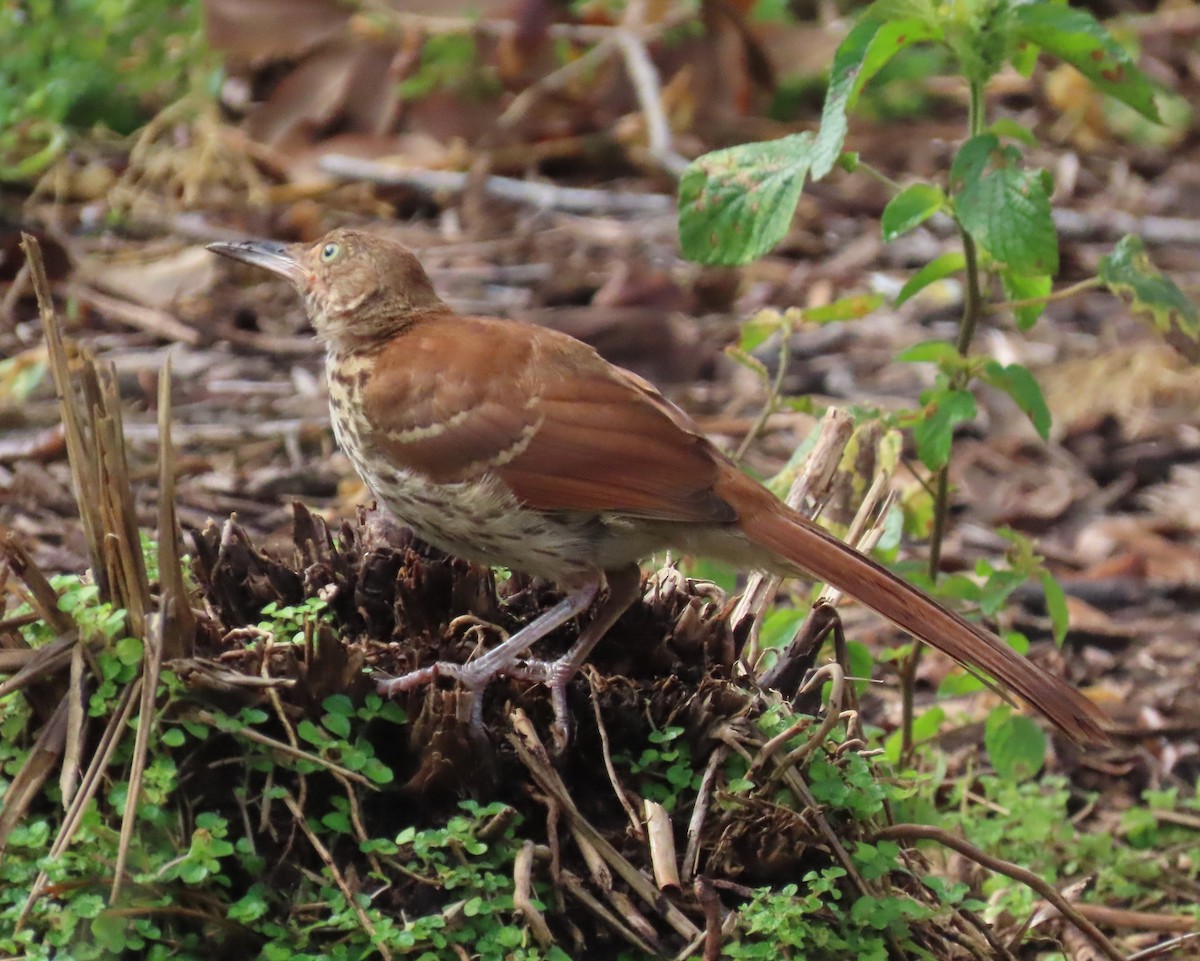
left=375, top=655, right=576, bottom=751
left=505, top=656, right=576, bottom=753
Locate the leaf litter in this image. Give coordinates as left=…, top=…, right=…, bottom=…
left=3, top=1, right=1200, bottom=954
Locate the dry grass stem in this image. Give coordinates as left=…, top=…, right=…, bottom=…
left=643, top=799, right=681, bottom=893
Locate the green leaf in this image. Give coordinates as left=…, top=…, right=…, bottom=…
left=759, top=607, right=807, bottom=650
left=980, top=361, right=1051, bottom=439
left=812, top=15, right=940, bottom=179
left=679, top=133, right=817, bottom=265
left=955, top=149, right=1059, bottom=276
left=845, top=640, right=874, bottom=695
left=896, top=340, right=963, bottom=366
left=881, top=183, right=946, bottom=241
left=985, top=707, right=1046, bottom=781
left=895, top=251, right=965, bottom=306
left=913, top=388, right=976, bottom=470
left=1098, top=234, right=1199, bottom=344
left=1011, top=35, right=1039, bottom=77
left=322, top=713, right=351, bottom=739
left=296, top=719, right=327, bottom=747
left=1000, top=270, right=1052, bottom=329
left=1012, top=3, right=1162, bottom=123
left=114, top=636, right=143, bottom=665
left=323, top=694, right=354, bottom=716
left=948, top=133, right=998, bottom=192
left=1040, top=571, right=1070, bottom=647
left=92, top=914, right=130, bottom=953
left=738, top=311, right=785, bottom=353
left=988, top=117, right=1037, bottom=145
left=801, top=293, right=885, bottom=323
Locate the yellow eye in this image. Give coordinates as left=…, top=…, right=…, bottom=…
left=320, top=242, right=341, bottom=262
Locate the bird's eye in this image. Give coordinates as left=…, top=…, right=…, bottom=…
left=320, top=242, right=341, bottom=262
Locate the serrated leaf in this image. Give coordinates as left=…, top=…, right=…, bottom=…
left=985, top=707, right=1046, bottom=781
left=956, top=156, right=1059, bottom=276
left=813, top=16, right=939, bottom=179
left=801, top=293, right=885, bottom=323
left=980, top=361, right=1051, bottom=439
left=1040, top=571, right=1070, bottom=647
left=679, top=133, right=816, bottom=265
left=913, top=388, right=976, bottom=470
left=1013, top=3, right=1161, bottom=123
left=948, top=133, right=998, bottom=192
left=895, top=251, right=966, bottom=305
left=881, top=183, right=946, bottom=240
left=1098, top=234, right=1199, bottom=343
left=1000, top=269, right=1052, bottom=329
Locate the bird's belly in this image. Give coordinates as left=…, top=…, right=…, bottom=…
left=329, top=395, right=599, bottom=579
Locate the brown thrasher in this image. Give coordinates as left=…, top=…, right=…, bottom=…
left=208, top=228, right=1107, bottom=744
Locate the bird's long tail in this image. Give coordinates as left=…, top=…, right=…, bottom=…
left=732, top=482, right=1108, bottom=744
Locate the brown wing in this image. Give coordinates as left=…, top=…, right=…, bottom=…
left=362, top=313, right=735, bottom=523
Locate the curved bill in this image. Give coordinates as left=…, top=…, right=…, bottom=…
left=206, top=239, right=306, bottom=284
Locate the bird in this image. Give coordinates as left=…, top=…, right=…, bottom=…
left=207, top=228, right=1108, bottom=745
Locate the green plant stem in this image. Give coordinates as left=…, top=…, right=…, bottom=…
left=987, top=277, right=1101, bottom=313
left=853, top=159, right=905, bottom=194
left=735, top=321, right=793, bottom=461
left=900, top=80, right=988, bottom=760
left=967, top=78, right=986, bottom=142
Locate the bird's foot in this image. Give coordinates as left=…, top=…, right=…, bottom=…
left=373, top=580, right=603, bottom=739
left=504, top=657, right=576, bottom=753
left=375, top=661, right=489, bottom=731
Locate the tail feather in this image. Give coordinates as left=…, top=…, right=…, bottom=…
left=739, top=499, right=1108, bottom=744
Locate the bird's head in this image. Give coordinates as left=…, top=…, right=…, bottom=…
left=207, top=228, right=444, bottom=349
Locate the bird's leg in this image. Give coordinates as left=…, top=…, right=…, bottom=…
left=375, top=573, right=602, bottom=701
left=507, top=564, right=642, bottom=749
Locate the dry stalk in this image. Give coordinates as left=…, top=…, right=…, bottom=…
left=680, top=744, right=727, bottom=884
left=874, top=824, right=1125, bottom=961
left=112, top=607, right=167, bottom=902
left=0, top=634, right=74, bottom=701
left=318, top=156, right=673, bottom=215
left=643, top=799, right=681, bottom=893
left=18, top=680, right=141, bottom=929
left=559, top=870, right=660, bottom=956
left=0, top=697, right=69, bottom=855
left=1126, top=933, right=1200, bottom=960
left=156, top=355, right=195, bottom=659
left=61, top=643, right=85, bottom=805
left=734, top=408, right=854, bottom=664
left=607, top=888, right=664, bottom=946
left=614, top=0, right=688, bottom=176
left=692, top=876, right=723, bottom=961
left=513, top=840, right=555, bottom=949
left=749, top=662, right=846, bottom=786
left=281, top=792, right=392, bottom=961
left=182, top=709, right=375, bottom=788
left=570, top=824, right=614, bottom=892
left=509, top=710, right=702, bottom=943
left=587, top=669, right=645, bottom=839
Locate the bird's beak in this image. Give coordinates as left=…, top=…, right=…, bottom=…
left=206, top=239, right=307, bottom=285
